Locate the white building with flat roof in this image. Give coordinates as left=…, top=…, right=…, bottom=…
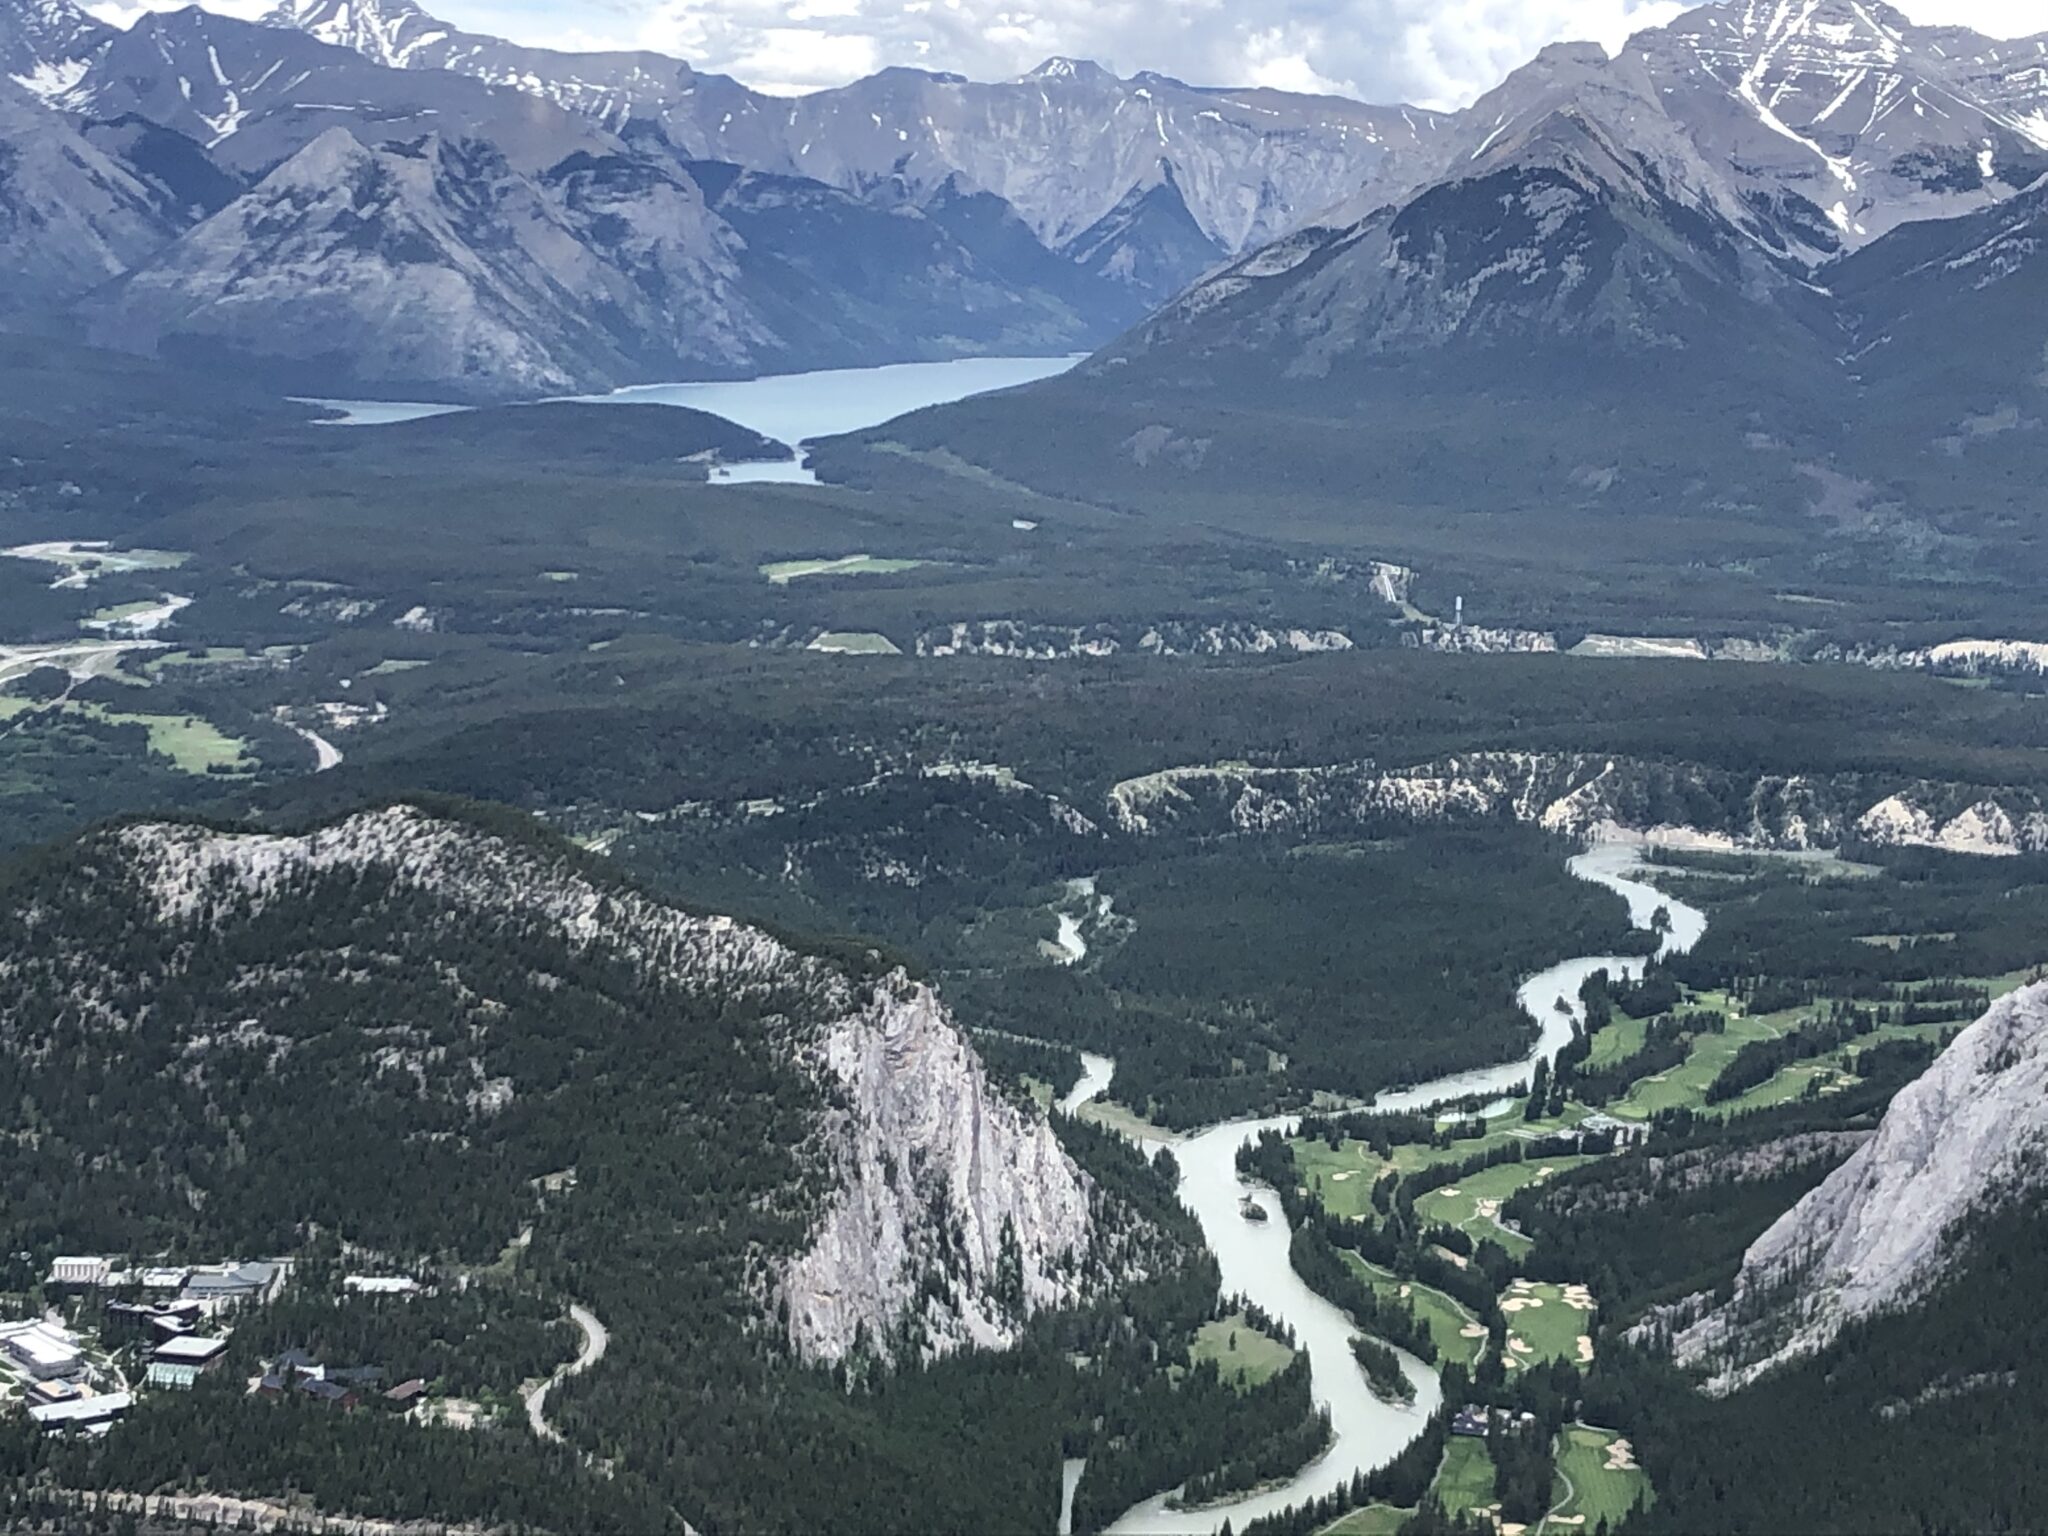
left=1, top=1321, right=83, bottom=1380
left=46, top=1257, right=113, bottom=1288
left=29, top=1391, right=131, bottom=1431
left=343, top=1275, right=421, bottom=1296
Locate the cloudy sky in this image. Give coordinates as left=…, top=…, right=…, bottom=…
left=90, top=0, right=2047, bottom=105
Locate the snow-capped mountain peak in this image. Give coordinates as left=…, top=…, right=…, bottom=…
left=1623, top=0, right=2048, bottom=249
left=262, top=0, right=447, bottom=71
left=1018, top=56, right=1112, bottom=84
left=0, top=0, right=109, bottom=103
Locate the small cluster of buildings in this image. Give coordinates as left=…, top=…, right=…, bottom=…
left=256, top=1349, right=425, bottom=1413
left=1, top=1320, right=129, bottom=1435
left=13, top=1251, right=436, bottom=1437
left=4, top=1254, right=293, bottom=1435
left=1452, top=1404, right=1542, bottom=1439
left=47, top=1256, right=288, bottom=1316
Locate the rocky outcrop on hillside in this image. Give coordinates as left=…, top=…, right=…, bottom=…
left=1106, top=753, right=1840, bottom=845
left=1865, top=638, right=2048, bottom=680
left=1407, top=624, right=1559, bottom=656
left=782, top=985, right=1096, bottom=1361
left=82, top=807, right=1141, bottom=1364
left=917, top=620, right=1355, bottom=660
left=1103, top=752, right=2047, bottom=857
left=1668, top=983, right=2048, bottom=1393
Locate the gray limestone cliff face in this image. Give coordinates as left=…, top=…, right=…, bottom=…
left=1671, top=982, right=2048, bottom=1393
left=780, top=984, right=1095, bottom=1363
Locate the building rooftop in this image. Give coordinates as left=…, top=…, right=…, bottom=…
left=343, top=1275, right=421, bottom=1295
left=29, top=1391, right=132, bottom=1427
left=152, top=1334, right=229, bottom=1363
left=1, top=1322, right=82, bottom=1368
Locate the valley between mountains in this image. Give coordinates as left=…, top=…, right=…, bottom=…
left=5, top=0, right=2048, bottom=1532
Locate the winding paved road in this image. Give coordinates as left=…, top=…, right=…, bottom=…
left=525, top=1303, right=608, bottom=1444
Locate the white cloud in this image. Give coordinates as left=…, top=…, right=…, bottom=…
left=83, top=0, right=2047, bottom=108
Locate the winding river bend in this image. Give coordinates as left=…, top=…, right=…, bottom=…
left=1072, top=841, right=1708, bottom=1535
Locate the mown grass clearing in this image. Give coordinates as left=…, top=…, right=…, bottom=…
left=1295, top=1138, right=1388, bottom=1219
left=117, top=713, right=252, bottom=775
left=0, top=698, right=253, bottom=775
left=1435, top=1436, right=1499, bottom=1520
left=1, top=541, right=187, bottom=586
left=86, top=601, right=166, bottom=626
left=1604, top=1003, right=1803, bottom=1121
left=759, top=554, right=935, bottom=584
left=80, top=707, right=254, bottom=775
left=1321, top=1505, right=1413, bottom=1536
left=807, top=631, right=903, bottom=656
left=1341, top=1252, right=1485, bottom=1368
left=1414, top=1157, right=1592, bottom=1258
left=367, top=658, right=431, bottom=676
left=1501, top=1280, right=1595, bottom=1369
left=1188, top=1312, right=1296, bottom=1390
left=1710, top=1059, right=1846, bottom=1116
left=1544, top=1426, right=1650, bottom=1531
left=1293, top=1108, right=1597, bottom=1215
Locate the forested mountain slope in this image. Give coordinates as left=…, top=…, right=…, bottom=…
left=0, top=801, right=1145, bottom=1361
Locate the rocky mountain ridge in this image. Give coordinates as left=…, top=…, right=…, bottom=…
left=1102, top=751, right=2048, bottom=856
left=254, top=0, right=1449, bottom=268
left=1086, top=0, right=2048, bottom=406
left=1667, top=981, right=2048, bottom=1393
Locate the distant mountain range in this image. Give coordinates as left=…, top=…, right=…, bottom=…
left=2, top=0, right=2045, bottom=399
left=860, top=0, right=2048, bottom=608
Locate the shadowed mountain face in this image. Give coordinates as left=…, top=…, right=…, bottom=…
left=1102, top=107, right=1835, bottom=389
left=0, top=76, right=177, bottom=320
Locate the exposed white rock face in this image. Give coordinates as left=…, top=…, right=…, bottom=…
left=1871, top=638, right=2048, bottom=679
left=781, top=984, right=1095, bottom=1363
left=1104, top=752, right=1855, bottom=849
left=1408, top=624, right=1559, bottom=655
left=1672, top=983, right=2048, bottom=1394
left=917, top=620, right=1351, bottom=660
left=258, top=0, right=1455, bottom=264
left=111, top=807, right=834, bottom=1007
left=1105, top=752, right=2048, bottom=857
left=1857, top=794, right=2048, bottom=857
